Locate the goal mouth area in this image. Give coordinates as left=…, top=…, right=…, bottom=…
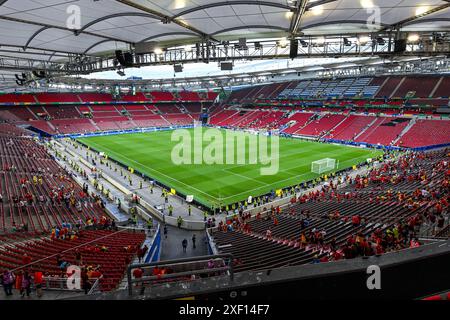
left=311, top=158, right=336, bottom=175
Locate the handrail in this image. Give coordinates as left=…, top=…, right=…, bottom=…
left=127, top=253, right=234, bottom=296
left=88, top=275, right=104, bottom=295
left=41, top=276, right=101, bottom=292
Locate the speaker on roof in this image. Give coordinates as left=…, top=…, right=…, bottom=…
left=135, top=41, right=158, bottom=54
left=289, top=39, right=298, bottom=59
left=174, top=64, right=183, bottom=73
left=115, top=50, right=134, bottom=67
left=394, top=39, right=407, bottom=53
left=32, top=70, right=46, bottom=79
left=220, top=62, right=233, bottom=71
left=238, top=38, right=247, bottom=50
left=115, top=50, right=126, bottom=66
left=123, top=52, right=134, bottom=67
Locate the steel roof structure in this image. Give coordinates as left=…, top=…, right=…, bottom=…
left=0, top=0, right=450, bottom=87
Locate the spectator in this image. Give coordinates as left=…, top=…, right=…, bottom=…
left=74, top=249, right=82, bottom=265
left=81, top=267, right=90, bottom=295
left=20, top=271, right=32, bottom=298
left=34, top=270, right=43, bottom=298
left=182, top=239, right=188, bottom=253
left=132, top=267, right=144, bottom=288
left=1, top=270, right=14, bottom=296
left=192, top=234, right=196, bottom=249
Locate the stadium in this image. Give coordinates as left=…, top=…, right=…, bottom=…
left=0, top=0, right=449, bottom=304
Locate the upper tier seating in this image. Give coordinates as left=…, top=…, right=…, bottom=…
left=156, top=104, right=182, bottom=114
left=178, top=92, right=200, bottom=101
left=44, top=106, right=81, bottom=119
left=376, top=77, right=403, bottom=98
left=51, top=119, right=97, bottom=134
left=149, top=91, right=175, bottom=101
left=182, top=103, right=202, bottom=113
left=90, top=105, right=120, bottom=112
left=282, top=113, right=314, bottom=135
left=433, top=77, right=450, bottom=98
left=121, top=93, right=148, bottom=102
left=355, top=117, right=410, bottom=145
left=28, top=120, right=57, bottom=134
left=249, top=111, right=286, bottom=130
left=132, top=115, right=169, bottom=127
left=209, top=110, right=239, bottom=126
left=227, top=87, right=261, bottom=103
left=0, top=94, right=36, bottom=103
left=279, top=78, right=378, bottom=99
left=35, top=93, right=80, bottom=103
left=228, top=111, right=264, bottom=127
left=397, top=120, right=450, bottom=148
left=164, top=114, right=194, bottom=126
left=393, top=77, right=439, bottom=98
left=78, top=93, right=113, bottom=102
left=295, top=114, right=346, bottom=137
left=325, top=115, right=376, bottom=141
left=206, top=92, right=219, bottom=101
left=6, top=107, right=37, bottom=121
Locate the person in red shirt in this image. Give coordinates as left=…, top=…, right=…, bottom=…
left=351, top=215, right=361, bottom=226
left=34, top=271, right=43, bottom=298
left=332, top=251, right=342, bottom=261
left=132, top=268, right=143, bottom=288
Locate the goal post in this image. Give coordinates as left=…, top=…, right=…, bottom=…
left=311, top=158, right=336, bottom=174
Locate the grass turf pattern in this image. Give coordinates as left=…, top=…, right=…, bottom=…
left=78, top=129, right=382, bottom=208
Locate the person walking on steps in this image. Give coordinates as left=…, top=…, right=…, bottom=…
left=1, top=270, right=14, bottom=296
left=192, top=234, right=196, bottom=249
left=182, top=239, right=188, bottom=253
left=164, top=225, right=168, bottom=239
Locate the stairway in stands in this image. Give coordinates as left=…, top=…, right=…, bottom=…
left=392, top=118, right=416, bottom=145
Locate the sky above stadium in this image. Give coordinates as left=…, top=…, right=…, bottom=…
left=81, top=57, right=369, bottom=80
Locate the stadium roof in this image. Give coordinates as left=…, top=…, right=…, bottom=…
left=0, top=0, right=449, bottom=61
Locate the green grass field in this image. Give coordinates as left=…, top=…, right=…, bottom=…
left=78, top=129, right=382, bottom=208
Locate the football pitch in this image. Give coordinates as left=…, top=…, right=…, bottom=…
left=78, top=129, right=383, bottom=208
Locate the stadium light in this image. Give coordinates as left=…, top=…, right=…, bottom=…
left=407, top=34, right=420, bottom=43
left=278, top=37, right=289, bottom=48
left=360, top=0, right=374, bottom=9
left=415, top=6, right=429, bottom=16
left=310, top=5, right=324, bottom=16
left=358, top=36, right=371, bottom=45
left=315, top=37, right=326, bottom=45
left=154, top=48, right=163, bottom=55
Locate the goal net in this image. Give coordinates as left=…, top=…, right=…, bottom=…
left=311, top=158, right=336, bottom=174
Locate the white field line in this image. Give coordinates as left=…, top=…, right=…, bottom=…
left=80, top=140, right=218, bottom=200
left=81, top=135, right=380, bottom=204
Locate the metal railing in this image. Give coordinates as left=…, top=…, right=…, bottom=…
left=126, top=253, right=234, bottom=296
left=40, top=276, right=102, bottom=293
